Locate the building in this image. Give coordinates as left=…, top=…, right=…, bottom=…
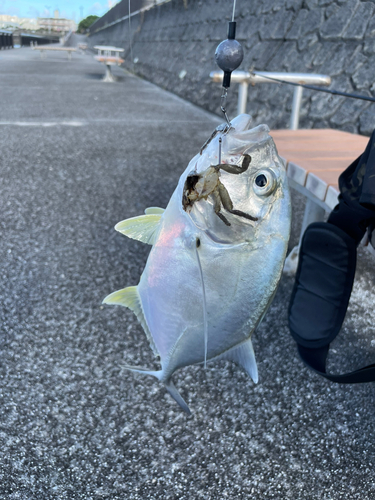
left=0, top=15, right=38, bottom=31
left=37, top=11, right=76, bottom=33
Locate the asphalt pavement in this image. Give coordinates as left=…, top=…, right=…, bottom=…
left=0, top=46, right=375, bottom=500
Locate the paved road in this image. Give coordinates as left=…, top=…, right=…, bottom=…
left=0, top=47, right=375, bottom=499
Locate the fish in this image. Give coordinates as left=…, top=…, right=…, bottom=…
left=103, top=114, right=291, bottom=414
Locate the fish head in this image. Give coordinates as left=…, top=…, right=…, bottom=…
left=179, top=114, right=291, bottom=245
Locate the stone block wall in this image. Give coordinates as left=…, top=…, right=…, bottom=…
left=89, top=0, right=375, bottom=135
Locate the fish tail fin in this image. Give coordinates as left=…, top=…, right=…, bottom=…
left=121, top=364, right=163, bottom=380
left=122, top=365, right=191, bottom=415
left=164, top=379, right=191, bottom=415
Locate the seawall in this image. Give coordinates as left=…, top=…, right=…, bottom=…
left=89, top=0, right=375, bottom=136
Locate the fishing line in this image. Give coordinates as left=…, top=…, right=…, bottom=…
left=128, top=0, right=134, bottom=71
left=195, top=244, right=208, bottom=369
left=232, top=0, right=237, bottom=21
left=250, top=71, right=375, bottom=103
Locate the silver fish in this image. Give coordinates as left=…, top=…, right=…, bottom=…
left=104, top=114, right=291, bottom=414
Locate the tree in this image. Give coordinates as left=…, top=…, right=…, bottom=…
left=77, top=15, right=99, bottom=33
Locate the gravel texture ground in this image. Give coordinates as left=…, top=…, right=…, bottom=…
left=0, top=46, right=375, bottom=500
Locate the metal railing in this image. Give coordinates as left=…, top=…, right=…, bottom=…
left=210, top=71, right=331, bottom=130
left=0, top=31, right=13, bottom=49
left=21, top=34, right=58, bottom=47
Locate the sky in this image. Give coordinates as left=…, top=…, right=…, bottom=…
left=0, top=0, right=113, bottom=22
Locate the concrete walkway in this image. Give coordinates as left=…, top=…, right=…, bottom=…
left=0, top=47, right=374, bottom=499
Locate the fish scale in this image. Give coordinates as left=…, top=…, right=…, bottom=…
left=103, top=114, right=291, bottom=414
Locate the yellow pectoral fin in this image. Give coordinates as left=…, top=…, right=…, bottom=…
left=144, top=207, right=165, bottom=215
left=115, top=213, right=163, bottom=245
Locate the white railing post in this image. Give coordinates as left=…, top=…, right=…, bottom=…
left=237, top=81, right=248, bottom=115
left=290, top=85, right=304, bottom=130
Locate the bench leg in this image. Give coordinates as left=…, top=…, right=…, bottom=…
left=283, top=198, right=327, bottom=275
left=68, top=51, right=71, bottom=61
left=103, top=64, right=116, bottom=82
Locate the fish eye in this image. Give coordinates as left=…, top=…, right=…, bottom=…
left=255, top=174, right=267, bottom=187
left=253, top=169, right=277, bottom=196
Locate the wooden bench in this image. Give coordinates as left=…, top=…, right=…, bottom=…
left=32, top=45, right=77, bottom=60
left=271, top=129, right=370, bottom=272
left=94, top=45, right=125, bottom=82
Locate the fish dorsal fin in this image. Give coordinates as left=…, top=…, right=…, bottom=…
left=103, top=286, right=158, bottom=356
left=144, top=207, right=165, bottom=215
left=214, top=339, right=258, bottom=383
left=115, top=212, right=163, bottom=245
